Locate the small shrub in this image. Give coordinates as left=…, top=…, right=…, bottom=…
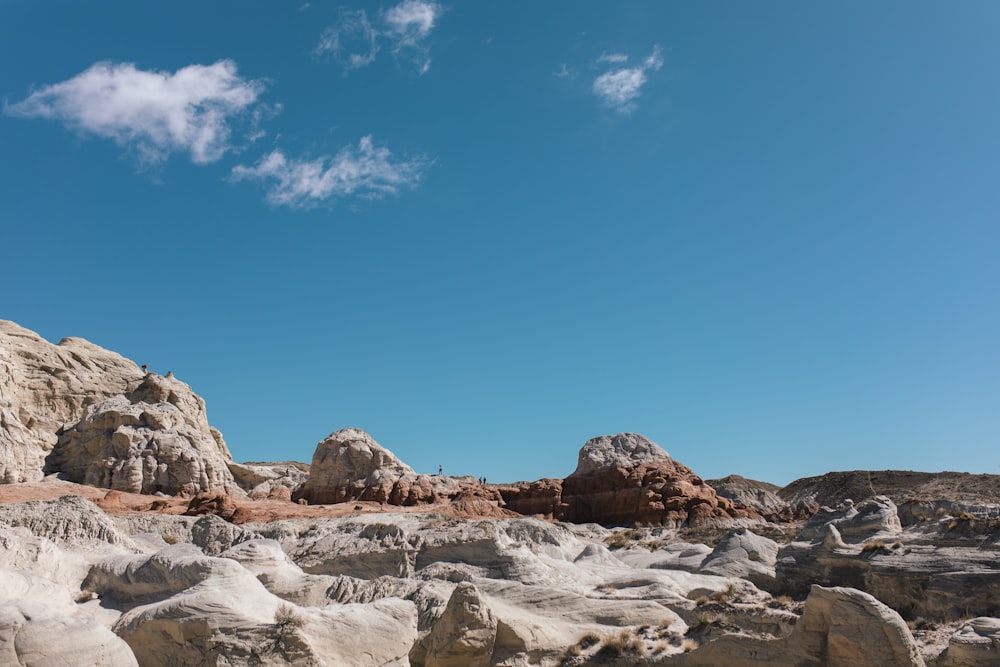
left=274, top=605, right=306, bottom=632
left=681, top=638, right=699, bottom=652
left=654, top=640, right=668, bottom=653
left=578, top=632, right=600, bottom=649
left=861, top=539, right=886, bottom=553
left=694, top=595, right=711, bottom=606
left=162, top=533, right=180, bottom=545
left=694, top=611, right=716, bottom=628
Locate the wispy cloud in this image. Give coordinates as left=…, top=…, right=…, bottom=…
left=5, top=60, right=266, bottom=164
left=315, top=0, right=442, bottom=75
left=315, top=10, right=380, bottom=72
left=592, top=45, right=663, bottom=114
left=231, top=136, right=429, bottom=208
left=597, top=52, right=629, bottom=65
left=555, top=63, right=573, bottom=79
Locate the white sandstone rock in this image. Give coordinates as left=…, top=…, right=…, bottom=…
left=571, top=432, right=672, bottom=475
left=0, top=320, right=143, bottom=484
left=50, top=373, right=235, bottom=495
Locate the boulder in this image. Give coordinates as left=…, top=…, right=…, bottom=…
left=700, top=527, right=779, bottom=582
left=421, top=582, right=497, bottom=667
left=558, top=433, right=758, bottom=526
left=49, top=373, right=235, bottom=495
left=296, top=428, right=506, bottom=510
left=671, top=585, right=925, bottom=666
left=0, top=597, right=138, bottom=666
left=936, top=617, right=1000, bottom=667
left=0, top=320, right=143, bottom=484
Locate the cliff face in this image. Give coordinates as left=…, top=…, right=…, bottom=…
left=0, top=320, right=144, bottom=483
left=1, top=320, right=233, bottom=494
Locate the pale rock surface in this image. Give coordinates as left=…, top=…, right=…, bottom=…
left=935, top=617, right=1000, bottom=667
left=0, top=320, right=143, bottom=483
left=700, top=527, right=779, bottom=582
left=670, top=585, right=925, bottom=666
left=707, top=474, right=790, bottom=519
left=87, top=543, right=418, bottom=666
left=421, top=582, right=497, bottom=667
left=228, top=461, right=308, bottom=499
left=190, top=513, right=259, bottom=556
left=0, top=596, right=138, bottom=667
left=50, top=373, right=235, bottom=495
left=572, top=432, right=673, bottom=475
left=0, top=494, right=136, bottom=550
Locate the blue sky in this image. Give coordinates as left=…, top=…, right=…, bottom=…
left=2, top=2, right=998, bottom=485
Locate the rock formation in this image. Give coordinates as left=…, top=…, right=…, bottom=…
left=0, top=320, right=143, bottom=483
left=707, top=474, right=796, bottom=520
left=779, top=470, right=1000, bottom=524
left=557, top=433, right=758, bottom=526
left=421, top=582, right=497, bottom=667
left=668, top=585, right=926, bottom=666
left=48, top=373, right=235, bottom=495
left=295, top=428, right=507, bottom=511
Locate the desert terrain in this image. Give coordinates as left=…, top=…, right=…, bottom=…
left=2, top=318, right=999, bottom=666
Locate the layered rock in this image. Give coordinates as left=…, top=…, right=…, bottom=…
left=228, top=461, right=308, bottom=499
left=557, top=433, right=758, bottom=526
left=936, top=617, right=1000, bottom=666
left=707, top=474, right=796, bottom=520
left=779, top=470, right=1000, bottom=524
left=295, top=428, right=505, bottom=509
left=48, top=373, right=235, bottom=495
left=0, top=320, right=144, bottom=483
left=671, top=585, right=925, bottom=666
left=420, top=582, right=497, bottom=667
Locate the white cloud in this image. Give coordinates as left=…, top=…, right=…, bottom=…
left=315, top=10, right=379, bottom=71
left=383, top=0, right=438, bottom=38
left=231, top=136, right=429, bottom=208
left=316, top=0, right=442, bottom=75
left=5, top=60, right=265, bottom=164
left=597, top=52, right=629, bottom=65
left=555, top=63, right=573, bottom=79
left=592, top=45, right=663, bottom=114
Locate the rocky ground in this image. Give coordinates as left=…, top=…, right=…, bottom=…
left=3, top=319, right=1000, bottom=666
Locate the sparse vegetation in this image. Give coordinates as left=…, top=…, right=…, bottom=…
left=274, top=605, right=306, bottom=632
left=693, top=611, right=716, bottom=628
left=860, top=539, right=886, bottom=553
left=162, top=532, right=180, bottom=545
left=681, top=638, right=699, bottom=652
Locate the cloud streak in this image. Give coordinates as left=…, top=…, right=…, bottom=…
left=231, top=136, right=429, bottom=208
left=316, top=0, right=442, bottom=74
left=592, top=45, right=663, bottom=113
left=5, top=60, right=266, bottom=164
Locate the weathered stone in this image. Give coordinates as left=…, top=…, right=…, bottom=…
left=558, top=433, right=758, bottom=526
left=422, top=582, right=497, bottom=667
left=0, top=320, right=143, bottom=484
left=49, top=373, right=234, bottom=495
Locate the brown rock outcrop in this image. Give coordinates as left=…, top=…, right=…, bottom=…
left=0, top=320, right=144, bottom=483
left=557, top=433, right=758, bottom=527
